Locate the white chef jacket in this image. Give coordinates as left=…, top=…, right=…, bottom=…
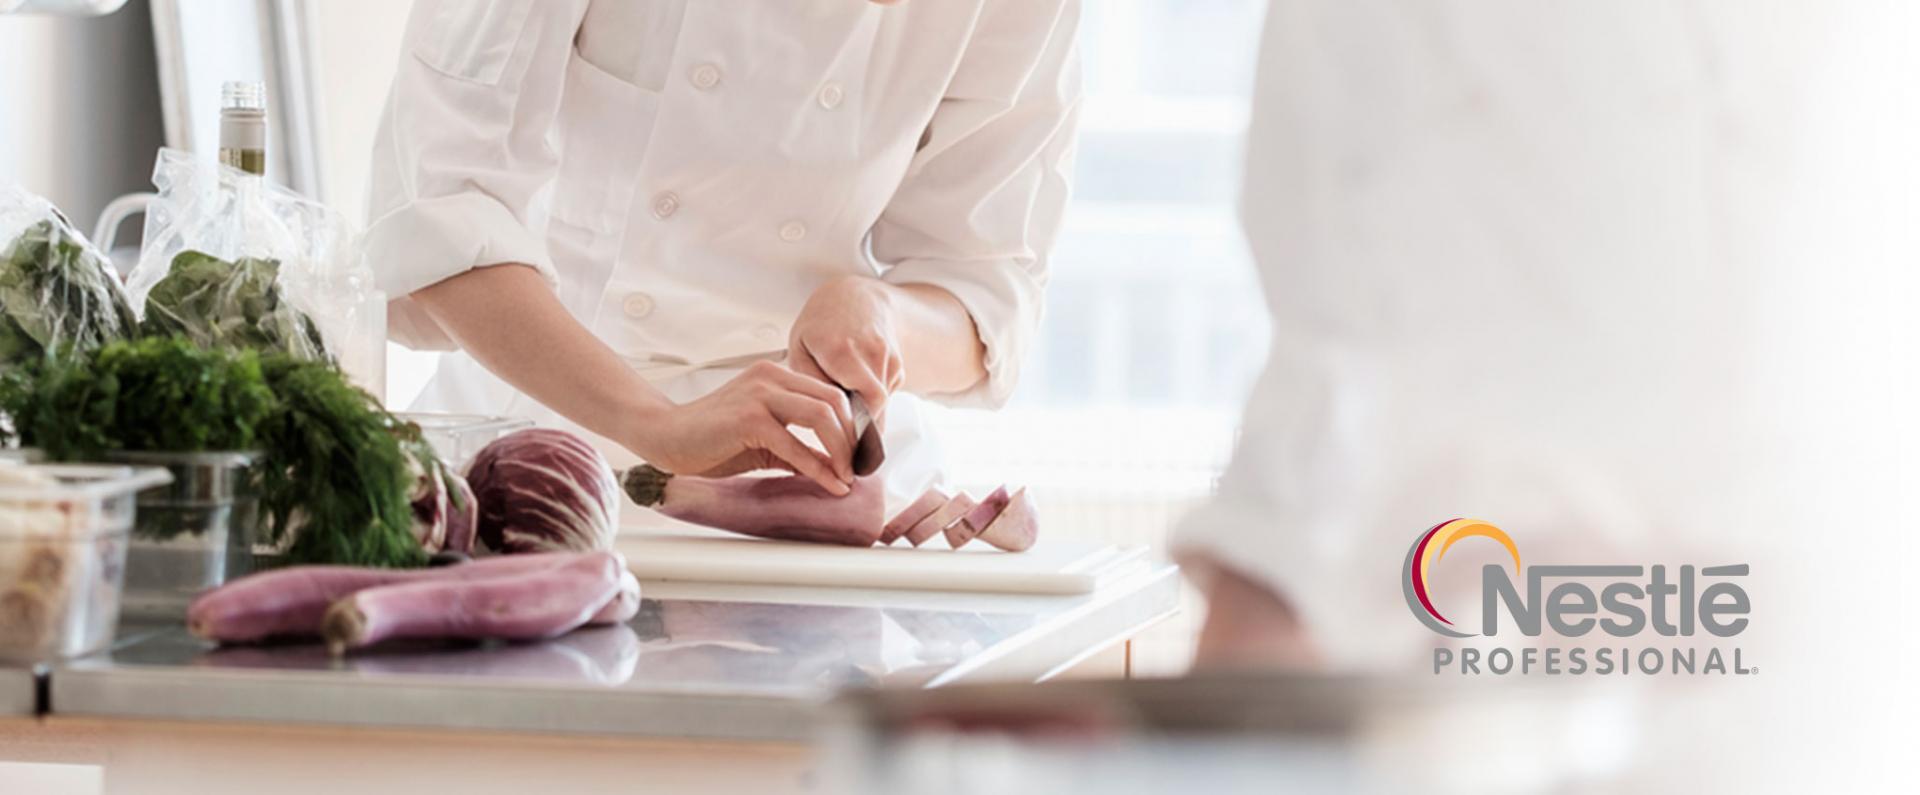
left=363, top=0, right=1082, bottom=505
left=1176, top=0, right=1896, bottom=672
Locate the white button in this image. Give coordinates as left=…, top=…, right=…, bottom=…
left=651, top=192, right=679, bottom=219
left=818, top=83, right=845, bottom=110
left=753, top=324, right=783, bottom=341
left=689, top=63, right=722, bottom=91
left=622, top=293, right=655, bottom=319
left=778, top=221, right=808, bottom=242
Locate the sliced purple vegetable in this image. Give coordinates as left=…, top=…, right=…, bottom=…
left=906, top=492, right=975, bottom=548
left=188, top=551, right=619, bottom=644
left=950, top=486, right=1012, bottom=549
left=468, top=429, right=621, bottom=554
left=321, top=550, right=624, bottom=655
left=621, top=465, right=885, bottom=547
left=973, top=488, right=1039, bottom=552
left=881, top=488, right=947, bottom=546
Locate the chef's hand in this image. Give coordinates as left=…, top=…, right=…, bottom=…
left=630, top=361, right=857, bottom=495
left=788, top=275, right=907, bottom=419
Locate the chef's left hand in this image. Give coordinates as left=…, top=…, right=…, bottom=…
left=788, top=275, right=906, bottom=418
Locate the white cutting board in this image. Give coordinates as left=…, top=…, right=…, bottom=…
left=615, top=522, right=1149, bottom=595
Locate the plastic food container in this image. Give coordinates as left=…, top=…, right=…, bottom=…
left=396, top=412, right=532, bottom=469
left=107, top=451, right=260, bottom=621
left=0, top=463, right=171, bottom=664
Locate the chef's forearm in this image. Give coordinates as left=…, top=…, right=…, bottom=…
left=411, top=264, right=670, bottom=448
left=885, top=282, right=989, bottom=395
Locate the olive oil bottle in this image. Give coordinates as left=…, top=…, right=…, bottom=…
left=217, top=81, right=267, bottom=177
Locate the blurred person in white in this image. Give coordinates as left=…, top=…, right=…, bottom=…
left=1175, top=4, right=1920, bottom=780
left=365, top=0, right=1080, bottom=505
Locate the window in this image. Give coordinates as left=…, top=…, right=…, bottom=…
left=934, top=0, right=1271, bottom=674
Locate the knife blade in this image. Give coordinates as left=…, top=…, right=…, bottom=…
left=848, top=392, right=885, bottom=477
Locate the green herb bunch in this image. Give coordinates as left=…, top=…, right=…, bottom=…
left=255, top=355, right=424, bottom=568
left=0, top=336, right=273, bottom=460
left=0, top=338, right=427, bottom=568
left=0, top=220, right=140, bottom=368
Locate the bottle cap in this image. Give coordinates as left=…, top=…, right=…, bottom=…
left=220, top=81, right=266, bottom=112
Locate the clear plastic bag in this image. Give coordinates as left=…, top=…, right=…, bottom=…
left=0, top=183, right=141, bottom=370
left=126, top=149, right=386, bottom=394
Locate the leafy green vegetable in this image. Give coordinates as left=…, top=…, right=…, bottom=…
left=0, top=337, right=276, bottom=541
left=1, top=339, right=428, bottom=568
left=140, top=249, right=327, bottom=360
left=0, top=220, right=139, bottom=368
left=0, top=336, right=273, bottom=460
left=256, top=355, right=424, bottom=568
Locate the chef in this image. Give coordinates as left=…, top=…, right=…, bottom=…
left=364, top=0, right=1081, bottom=505
left=1174, top=0, right=1881, bottom=672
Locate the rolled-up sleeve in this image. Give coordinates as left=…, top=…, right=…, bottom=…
left=364, top=0, right=588, bottom=350
left=872, top=0, right=1083, bottom=409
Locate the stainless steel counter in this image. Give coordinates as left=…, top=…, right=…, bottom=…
left=48, top=565, right=1181, bottom=740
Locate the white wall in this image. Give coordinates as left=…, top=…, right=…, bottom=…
left=0, top=0, right=164, bottom=233
left=306, top=0, right=433, bottom=406
left=307, top=0, right=410, bottom=221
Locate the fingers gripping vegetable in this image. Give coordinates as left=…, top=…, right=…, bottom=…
left=621, top=464, right=886, bottom=547
left=467, top=429, right=620, bottom=554
left=188, top=550, right=637, bottom=643
left=321, top=550, right=625, bottom=655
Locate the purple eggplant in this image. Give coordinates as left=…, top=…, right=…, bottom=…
left=621, top=465, right=886, bottom=547
left=591, top=568, right=642, bottom=626
left=189, top=551, right=624, bottom=644
left=321, top=550, right=624, bottom=655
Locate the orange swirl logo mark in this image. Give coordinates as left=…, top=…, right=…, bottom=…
left=1403, top=518, right=1521, bottom=638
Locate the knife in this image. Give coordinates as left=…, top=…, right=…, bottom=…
left=847, top=391, right=886, bottom=477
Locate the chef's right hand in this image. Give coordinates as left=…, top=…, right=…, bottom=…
left=627, top=361, right=857, bottom=495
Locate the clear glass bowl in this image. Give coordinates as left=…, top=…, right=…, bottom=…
left=395, top=412, right=532, bottom=470
left=0, top=463, right=171, bottom=664
left=105, top=451, right=260, bottom=621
